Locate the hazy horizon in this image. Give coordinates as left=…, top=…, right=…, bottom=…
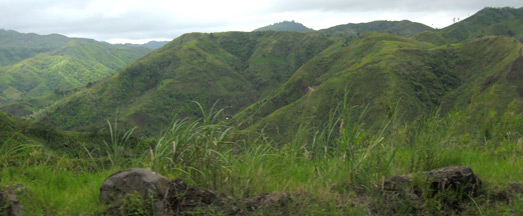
left=1, top=0, right=521, bottom=44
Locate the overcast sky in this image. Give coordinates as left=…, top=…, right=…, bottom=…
left=0, top=0, right=521, bottom=44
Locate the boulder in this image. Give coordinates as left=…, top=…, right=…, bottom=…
left=100, top=168, right=169, bottom=213
left=165, top=178, right=218, bottom=213
left=426, top=165, right=481, bottom=195
left=383, top=165, right=482, bottom=196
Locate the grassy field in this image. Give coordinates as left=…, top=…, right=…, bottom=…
left=1, top=103, right=521, bottom=215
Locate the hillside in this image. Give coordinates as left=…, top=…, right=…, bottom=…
left=34, top=7, right=523, bottom=137
left=0, top=110, right=127, bottom=155
left=0, top=40, right=151, bottom=107
left=35, top=31, right=334, bottom=134
left=254, top=21, right=313, bottom=32
left=235, top=33, right=522, bottom=139
left=440, top=7, right=523, bottom=42
left=0, top=29, right=77, bottom=66
left=120, top=40, right=170, bottom=49
left=320, top=20, right=432, bottom=37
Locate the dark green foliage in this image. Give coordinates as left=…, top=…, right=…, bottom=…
left=253, top=20, right=313, bottom=32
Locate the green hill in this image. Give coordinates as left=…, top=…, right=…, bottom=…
left=320, top=20, right=433, bottom=37
left=441, top=7, right=523, bottom=42
left=0, top=29, right=76, bottom=66
left=121, top=41, right=170, bottom=49
left=0, top=40, right=151, bottom=106
left=32, top=7, right=523, bottom=139
left=35, top=31, right=334, bottom=135
left=0, top=110, right=123, bottom=155
left=235, top=33, right=522, bottom=140
left=254, top=21, right=313, bottom=32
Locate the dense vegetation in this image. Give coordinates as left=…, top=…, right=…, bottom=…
left=0, top=29, right=75, bottom=67
left=0, top=6, right=522, bottom=215
left=34, top=31, right=334, bottom=135
left=0, top=30, right=152, bottom=115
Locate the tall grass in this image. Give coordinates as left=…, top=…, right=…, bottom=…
left=103, top=117, right=136, bottom=170
left=1, top=100, right=522, bottom=215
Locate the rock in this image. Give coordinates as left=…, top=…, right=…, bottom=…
left=100, top=168, right=169, bottom=214
left=164, top=178, right=218, bottom=213
left=381, top=166, right=482, bottom=214
left=383, top=166, right=481, bottom=196
left=0, top=185, right=25, bottom=216
left=426, top=165, right=482, bottom=195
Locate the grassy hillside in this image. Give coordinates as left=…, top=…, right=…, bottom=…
left=254, top=21, right=313, bottom=32
left=0, top=110, right=140, bottom=157
left=320, top=20, right=432, bottom=37
left=35, top=31, right=334, bottom=135
left=0, top=29, right=75, bottom=66
left=118, top=40, right=170, bottom=49
left=236, top=33, right=522, bottom=141
left=441, top=7, right=523, bottom=42
left=0, top=40, right=151, bottom=107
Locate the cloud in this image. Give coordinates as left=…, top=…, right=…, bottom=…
left=0, top=0, right=521, bottom=43
left=270, top=0, right=522, bottom=12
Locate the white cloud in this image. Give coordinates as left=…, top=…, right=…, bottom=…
left=0, top=0, right=520, bottom=43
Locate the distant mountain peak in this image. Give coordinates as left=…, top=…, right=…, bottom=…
left=253, top=21, right=313, bottom=32
left=121, top=40, right=170, bottom=49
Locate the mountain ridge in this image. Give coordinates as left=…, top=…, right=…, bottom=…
left=254, top=21, right=313, bottom=32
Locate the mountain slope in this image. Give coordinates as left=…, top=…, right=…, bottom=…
left=35, top=31, right=334, bottom=135
left=254, top=21, right=313, bottom=32
left=235, top=33, right=522, bottom=140
left=0, top=40, right=151, bottom=105
left=320, top=20, right=433, bottom=37
left=0, top=29, right=77, bottom=66
left=120, top=40, right=170, bottom=49
left=441, top=7, right=523, bottom=42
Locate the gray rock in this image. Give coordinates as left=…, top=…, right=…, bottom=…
left=100, top=168, right=169, bottom=213
left=384, top=166, right=482, bottom=195
left=426, top=165, right=481, bottom=195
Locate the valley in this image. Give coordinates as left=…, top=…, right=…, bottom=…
left=0, top=6, right=522, bottom=215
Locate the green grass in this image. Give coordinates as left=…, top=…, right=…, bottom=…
left=2, top=97, right=522, bottom=215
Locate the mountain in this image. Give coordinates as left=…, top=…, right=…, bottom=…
left=443, top=7, right=523, bottom=41
left=120, top=40, right=170, bottom=49
left=34, top=7, right=523, bottom=139
left=0, top=40, right=151, bottom=106
left=236, top=33, right=522, bottom=139
left=34, top=31, right=334, bottom=135
left=254, top=21, right=313, bottom=32
left=0, top=29, right=79, bottom=66
left=415, top=7, right=523, bottom=45
left=320, top=20, right=433, bottom=37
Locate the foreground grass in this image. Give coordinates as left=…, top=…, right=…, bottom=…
left=1, top=106, right=522, bottom=215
